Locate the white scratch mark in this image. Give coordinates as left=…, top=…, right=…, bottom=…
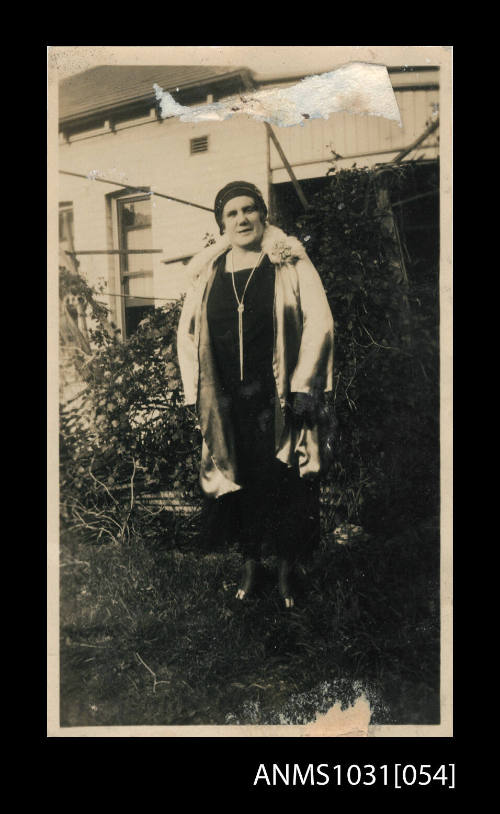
left=154, top=63, right=401, bottom=128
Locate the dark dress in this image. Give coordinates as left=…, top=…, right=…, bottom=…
left=204, top=251, right=319, bottom=559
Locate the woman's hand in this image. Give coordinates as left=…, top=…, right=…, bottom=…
left=290, top=392, right=318, bottom=428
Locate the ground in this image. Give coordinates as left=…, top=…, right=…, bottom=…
left=59, top=517, right=440, bottom=728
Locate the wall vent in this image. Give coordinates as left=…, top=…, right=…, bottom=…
left=190, top=135, right=209, bottom=154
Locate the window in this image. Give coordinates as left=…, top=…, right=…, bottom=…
left=59, top=202, right=74, bottom=255
left=117, top=196, right=155, bottom=338
left=190, top=135, right=209, bottom=154
left=59, top=202, right=78, bottom=322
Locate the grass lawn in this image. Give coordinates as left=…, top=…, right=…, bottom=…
left=59, top=514, right=440, bottom=728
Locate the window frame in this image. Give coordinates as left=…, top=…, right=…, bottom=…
left=112, top=192, right=155, bottom=339
left=59, top=201, right=75, bottom=254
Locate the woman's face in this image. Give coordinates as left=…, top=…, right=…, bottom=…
left=221, top=195, right=265, bottom=250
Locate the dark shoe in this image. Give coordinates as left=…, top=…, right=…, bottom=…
left=278, top=558, right=294, bottom=608
left=235, top=559, right=257, bottom=600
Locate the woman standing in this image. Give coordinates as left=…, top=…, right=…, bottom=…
left=177, top=181, right=334, bottom=607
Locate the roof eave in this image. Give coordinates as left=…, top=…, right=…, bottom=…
left=59, top=67, right=254, bottom=126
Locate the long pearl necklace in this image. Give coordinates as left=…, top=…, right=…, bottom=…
left=230, top=249, right=264, bottom=381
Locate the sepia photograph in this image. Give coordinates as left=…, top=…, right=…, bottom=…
left=48, top=45, right=452, bottom=737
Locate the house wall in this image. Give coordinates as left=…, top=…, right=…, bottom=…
left=59, top=113, right=269, bottom=326
left=58, top=76, right=440, bottom=330
left=269, top=86, right=439, bottom=182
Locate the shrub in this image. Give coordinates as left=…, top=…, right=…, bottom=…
left=293, top=162, right=439, bottom=531
left=60, top=299, right=202, bottom=543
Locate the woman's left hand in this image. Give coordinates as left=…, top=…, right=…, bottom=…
left=290, top=392, right=318, bottom=429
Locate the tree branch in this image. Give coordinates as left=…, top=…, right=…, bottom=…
left=88, top=456, right=118, bottom=504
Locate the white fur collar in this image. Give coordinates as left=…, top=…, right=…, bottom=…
left=186, top=224, right=306, bottom=281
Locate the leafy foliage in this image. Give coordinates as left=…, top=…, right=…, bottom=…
left=292, top=163, right=439, bottom=532
left=60, top=297, right=202, bottom=543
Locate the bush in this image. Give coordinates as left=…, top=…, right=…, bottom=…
left=60, top=299, right=202, bottom=543
left=293, top=162, right=439, bottom=532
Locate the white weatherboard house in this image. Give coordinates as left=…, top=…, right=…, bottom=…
left=58, top=64, right=439, bottom=340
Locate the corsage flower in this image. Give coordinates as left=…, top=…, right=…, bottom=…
left=266, top=235, right=305, bottom=265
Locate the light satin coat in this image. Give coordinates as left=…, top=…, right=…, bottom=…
left=177, top=224, right=334, bottom=499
